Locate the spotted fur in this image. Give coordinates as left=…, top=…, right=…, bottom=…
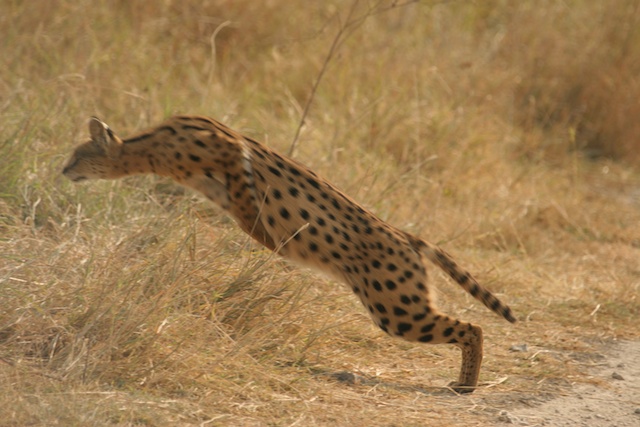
left=63, top=115, right=516, bottom=393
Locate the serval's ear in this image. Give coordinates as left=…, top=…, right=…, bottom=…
left=89, top=117, right=122, bottom=160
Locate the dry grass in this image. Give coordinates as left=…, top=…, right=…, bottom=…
left=1, top=1, right=639, bottom=426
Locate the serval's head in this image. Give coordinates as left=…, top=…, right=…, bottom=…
left=62, top=117, right=123, bottom=182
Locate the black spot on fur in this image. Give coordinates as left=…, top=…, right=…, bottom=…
left=289, top=166, right=301, bottom=176
left=413, top=312, right=427, bottom=321
left=421, top=323, right=435, bottom=333
left=469, top=284, right=480, bottom=297
left=418, top=334, right=433, bottom=342
left=268, top=166, right=282, bottom=177
left=393, top=306, right=408, bottom=316
left=397, top=322, right=412, bottom=333
left=375, top=303, right=387, bottom=314
left=306, top=177, right=320, bottom=189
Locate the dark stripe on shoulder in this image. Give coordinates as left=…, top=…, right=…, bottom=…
left=125, top=126, right=177, bottom=143
left=124, top=133, right=153, bottom=144
left=181, top=125, right=210, bottom=132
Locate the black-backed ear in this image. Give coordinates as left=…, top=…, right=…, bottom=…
left=89, top=117, right=109, bottom=145
left=88, top=117, right=122, bottom=160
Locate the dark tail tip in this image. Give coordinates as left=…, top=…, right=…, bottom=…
left=503, top=307, right=518, bottom=323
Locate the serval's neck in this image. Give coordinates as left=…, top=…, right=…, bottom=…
left=113, top=117, right=275, bottom=250
left=116, top=117, right=245, bottom=184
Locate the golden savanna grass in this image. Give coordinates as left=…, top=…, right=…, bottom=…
left=1, top=1, right=639, bottom=425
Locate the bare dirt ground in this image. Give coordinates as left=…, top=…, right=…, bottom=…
left=497, top=340, right=640, bottom=427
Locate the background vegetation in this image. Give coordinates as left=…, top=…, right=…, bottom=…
left=1, top=0, right=639, bottom=425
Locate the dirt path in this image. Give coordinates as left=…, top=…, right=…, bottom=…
left=499, top=341, right=640, bottom=426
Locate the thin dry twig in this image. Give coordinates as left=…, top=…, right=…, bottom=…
left=288, top=0, right=422, bottom=156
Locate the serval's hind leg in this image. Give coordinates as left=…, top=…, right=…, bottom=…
left=408, top=313, right=484, bottom=393
left=449, top=323, right=483, bottom=393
